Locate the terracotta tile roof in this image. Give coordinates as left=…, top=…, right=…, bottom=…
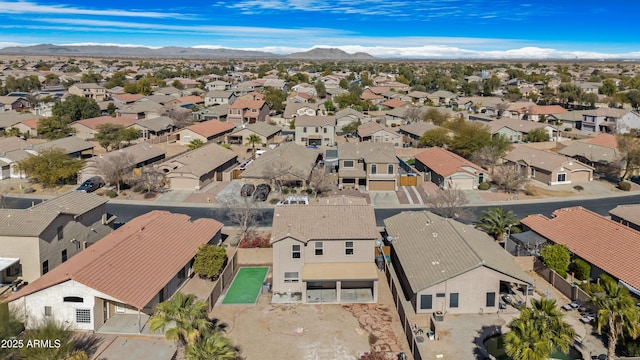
left=521, top=207, right=640, bottom=292
left=360, top=91, right=384, bottom=100
left=112, top=93, right=144, bottom=103
left=6, top=211, right=224, bottom=308
left=368, top=86, right=390, bottom=95
left=177, top=95, right=204, bottom=104
left=529, top=105, right=567, bottom=115
left=74, top=116, right=137, bottom=130
left=229, top=99, right=266, bottom=109
left=414, top=147, right=485, bottom=177
left=379, top=98, right=408, bottom=109
left=185, top=119, right=235, bottom=138
left=585, top=133, right=618, bottom=148
left=271, top=202, right=378, bottom=244
left=18, top=117, right=40, bottom=129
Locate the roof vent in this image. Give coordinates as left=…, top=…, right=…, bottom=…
left=432, top=232, right=438, bottom=238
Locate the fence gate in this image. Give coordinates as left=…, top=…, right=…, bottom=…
left=399, top=174, right=418, bottom=186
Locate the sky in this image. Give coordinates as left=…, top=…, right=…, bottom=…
left=0, top=0, right=639, bottom=59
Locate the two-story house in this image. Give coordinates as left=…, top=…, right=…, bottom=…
left=337, top=142, right=398, bottom=191
left=0, top=191, right=114, bottom=284
left=204, top=90, right=237, bottom=107
left=270, top=198, right=379, bottom=304
left=227, top=99, right=270, bottom=125
left=581, top=108, right=640, bottom=134
left=294, top=115, right=337, bottom=147
left=68, top=84, right=107, bottom=102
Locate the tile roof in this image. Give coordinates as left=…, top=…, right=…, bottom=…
left=0, top=136, right=29, bottom=153
left=357, top=122, right=396, bottom=138
left=159, top=143, right=237, bottom=177
left=92, top=142, right=165, bottom=166
left=559, top=141, right=620, bottom=164
left=338, top=142, right=397, bottom=163
left=112, top=93, right=144, bottom=103
left=482, top=118, right=551, bottom=134
left=398, top=122, right=441, bottom=137
left=295, top=115, right=336, bottom=127
left=136, top=116, right=175, bottom=132
left=230, top=122, right=282, bottom=137
left=31, top=191, right=108, bottom=216
left=582, top=108, right=629, bottom=118
left=504, top=145, right=592, bottom=172
left=32, top=136, right=94, bottom=155
left=609, top=204, right=640, bottom=228
left=379, top=98, right=408, bottom=109
left=240, top=143, right=318, bottom=181
left=414, top=147, right=485, bottom=177
left=0, top=209, right=58, bottom=236
left=177, top=95, right=204, bottom=104
left=585, top=133, right=618, bottom=148
left=384, top=211, right=532, bottom=293
left=229, top=99, right=266, bottom=109
left=271, top=202, right=378, bottom=244
left=17, top=117, right=40, bottom=129
left=521, top=207, right=640, bottom=292
left=73, top=116, right=137, bottom=130
left=6, top=211, right=224, bottom=309
left=184, top=119, right=235, bottom=138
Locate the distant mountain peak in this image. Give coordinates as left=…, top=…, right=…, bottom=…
left=286, top=47, right=375, bottom=60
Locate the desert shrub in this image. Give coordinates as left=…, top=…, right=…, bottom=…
left=290, top=189, right=297, bottom=193
left=239, top=237, right=271, bottom=248
left=478, top=182, right=491, bottom=190
left=573, top=185, right=584, bottom=191
left=282, top=188, right=289, bottom=194
left=305, top=188, right=313, bottom=194
left=619, top=181, right=631, bottom=191
left=132, top=185, right=144, bottom=193
left=104, top=189, right=117, bottom=198
left=406, top=158, right=415, bottom=166
left=580, top=281, right=604, bottom=295
left=143, top=192, right=156, bottom=199
left=358, top=351, right=387, bottom=360
left=523, top=185, right=537, bottom=196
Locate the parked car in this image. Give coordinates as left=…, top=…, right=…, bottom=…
left=253, top=183, right=271, bottom=201
left=240, top=184, right=255, bottom=197
left=501, top=294, right=514, bottom=306
left=77, top=176, right=105, bottom=193
left=277, top=196, right=309, bottom=205
left=630, top=176, right=640, bottom=185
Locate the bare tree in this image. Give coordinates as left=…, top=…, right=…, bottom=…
left=220, top=195, right=262, bottom=241
left=403, top=106, right=422, bottom=123
left=308, top=168, right=332, bottom=198
left=162, top=105, right=192, bottom=129
left=427, top=187, right=471, bottom=221
left=261, top=159, right=307, bottom=192
left=96, top=152, right=136, bottom=193
left=491, top=165, right=528, bottom=194
left=141, top=166, right=164, bottom=193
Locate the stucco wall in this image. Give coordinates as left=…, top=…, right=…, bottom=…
left=237, top=248, right=272, bottom=265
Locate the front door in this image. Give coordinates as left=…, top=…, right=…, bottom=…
left=103, top=301, right=108, bottom=323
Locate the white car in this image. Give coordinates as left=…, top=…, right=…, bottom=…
left=580, top=314, right=595, bottom=323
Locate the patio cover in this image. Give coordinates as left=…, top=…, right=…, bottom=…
left=0, top=257, right=19, bottom=272
left=302, top=262, right=378, bottom=281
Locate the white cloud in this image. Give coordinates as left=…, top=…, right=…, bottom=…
left=0, top=1, right=190, bottom=18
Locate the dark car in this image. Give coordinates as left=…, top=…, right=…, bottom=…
left=256, top=184, right=271, bottom=192
left=240, top=183, right=255, bottom=197
left=630, top=176, right=640, bottom=185
left=77, top=176, right=105, bottom=193
left=253, top=183, right=271, bottom=201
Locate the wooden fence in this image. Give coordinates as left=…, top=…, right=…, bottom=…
left=206, top=251, right=239, bottom=310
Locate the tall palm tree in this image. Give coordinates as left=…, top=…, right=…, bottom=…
left=504, top=318, right=553, bottom=360
left=476, top=207, right=519, bottom=241
left=150, top=292, right=212, bottom=355
left=590, top=281, right=640, bottom=359
left=245, top=134, right=262, bottom=159
left=186, top=331, right=238, bottom=360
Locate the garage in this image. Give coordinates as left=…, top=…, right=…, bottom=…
left=450, top=177, right=474, bottom=190
left=570, top=170, right=592, bottom=183
left=369, top=180, right=395, bottom=191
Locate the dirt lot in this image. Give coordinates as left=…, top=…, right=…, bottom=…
left=209, top=271, right=412, bottom=360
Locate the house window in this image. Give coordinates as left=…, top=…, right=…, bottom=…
left=450, top=293, right=459, bottom=308
left=530, top=168, right=536, bottom=177
left=343, top=160, right=354, bottom=168
left=436, top=293, right=445, bottom=298
left=388, top=164, right=394, bottom=174
left=178, top=267, right=186, bottom=280
left=57, top=226, right=63, bottom=240
left=158, top=288, right=165, bottom=303
left=557, top=173, right=566, bottom=182
left=420, top=294, right=433, bottom=310
left=345, top=241, right=354, bottom=255
left=292, top=244, right=301, bottom=259
left=63, top=296, right=84, bottom=303
left=315, top=242, right=324, bottom=256
left=315, top=127, right=319, bottom=132
left=371, top=164, right=377, bottom=174
left=42, top=260, right=49, bottom=275
left=323, top=127, right=327, bottom=133
left=44, top=306, right=52, bottom=317
left=303, top=127, right=307, bottom=133
left=116, top=303, right=126, bottom=313
left=61, top=249, right=67, bottom=263
left=75, top=309, right=91, bottom=323
left=486, top=292, right=496, bottom=307
left=284, top=272, right=299, bottom=283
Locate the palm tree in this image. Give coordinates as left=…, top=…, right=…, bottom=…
left=186, top=331, right=238, bottom=360
left=245, top=134, right=262, bottom=159
left=150, top=292, right=212, bottom=356
left=504, top=317, right=553, bottom=360
left=188, top=138, right=205, bottom=151
left=590, top=281, right=640, bottom=359
left=476, top=207, right=519, bottom=242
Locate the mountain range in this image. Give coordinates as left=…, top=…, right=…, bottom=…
left=0, top=44, right=376, bottom=60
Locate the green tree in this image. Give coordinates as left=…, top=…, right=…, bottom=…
left=17, top=148, right=85, bottom=187
left=192, top=245, right=228, bottom=279
left=617, top=134, right=640, bottom=179
left=186, top=331, right=238, bottom=360
left=107, top=102, right=117, bottom=116
left=245, top=134, right=262, bottom=159
left=627, top=89, right=640, bottom=110
left=341, top=120, right=361, bottom=134
left=446, top=120, right=491, bottom=158
left=37, top=117, right=74, bottom=140
left=95, top=123, right=125, bottom=151
left=470, top=134, right=512, bottom=175
left=51, top=95, right=100, bottom=122
left=150, top=292, right=212, bottom=357
left=188, top=139, right=205, bottom=151
left=589, top=281, right=640, bottom=360
left=44, top=73, right=60, bottom=85
left=476, top=207, right=519, bottom=241
left=540, top=244, right=571, bottom=278
left=421, top=108, right=447, bottom=126
left=0, top=303, right=24, bottom=359
left=315, top=79, right=327, bottom=98
left=264, top=87, right=287, bottom=113
left=571, top=258, right=591, bottom=281
left=419, top=128, right=450, bottom=147
left=600, top=79, right=618, bottom=97
left=120, top=127, right=140, bottom=145
left=80, top=71, right=102, bottom=83
left=525, top=128, right=550, bottom=142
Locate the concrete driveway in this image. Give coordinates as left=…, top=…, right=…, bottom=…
left=369, top=191, right=400, bottom=207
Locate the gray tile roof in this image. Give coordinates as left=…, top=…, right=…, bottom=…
left=136, top=116, right=175, bottom=132
left=159, top=143, right=237, bottom=177
left=271, top=202, right=378, bottom=244
left=31, top=191, right=108, bottom=216
left=32, top=137, right=94, bottom=155
left=0, top=209, right=58, bottom=236
left=609, top=204, right=640, bottom=227
left=384, top=211, right=532, bottom=293
left=240, top=143, right=319, bottom=181
left=0, top=137, right=29, bottom=153
left=295, top=115, right=336, bottom=127
left=338, top=142, right=397, bottom=163
left=231, top=122, right=282, bottom=137
left=559, top=141, right=621, bottom=164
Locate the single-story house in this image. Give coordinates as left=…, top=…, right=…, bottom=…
left=156, top=143, right=238, bottom=190
left=240, top=143, right=320, bottom=187
left=226, top=122, right=282, bottom=146
left=175, top=119, right=235, bottom=145
left=80, top=142, right=165, bottom=182
left=414, top=147, right=488, bottom=190
left=70, top=116, right=138, bottom=140
left=134, top=116, right=176, bottom=140
left=6, top=211, right=223, bottom=331
left=384, top=211, right=532, bottom=314
left=503, top=145, right=594, bottom=185
left=609, top=204, right=640, bottom=232
left=397, top=122, right=444, bottom=147
left=559, top=134, right=621, bottom=173
left=32, top=136, right=95, bottom=159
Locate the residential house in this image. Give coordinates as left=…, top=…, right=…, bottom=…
left=335, top=108, right=368, bottom=131
left=192, top=104, right=229, bottom=122
left=6, top=211, right=223, bottom=331
left=397, top=122, right=443, bottom=147
left=32, top=136, right=94, bottom=159
left=0, top=96, right=31, bottom=112
left=9, top=116, right=41, bottom=137
left=427, top=90, right=457, bottom=106
left=0, top=112, right=38, bottom=132
left=134, top=116, right=176, bottom=140
left=581, top=108, right=640, bottom=134
left=406, top=91, right=430, bottom=104
left=360, top=89, right=384, bottom=105
left=0, top=137, right=34, bottom=179
left=68, top=83, right=107, bottom=102
left=610, top=204, right=640, bottom=232
left=337, top=142, right=398, bottom=191
left=116, top=101, right=164, bottom=120
left=176, top=119, right=235, bottom=145
left=468, top=115, right=555, bottom=142
left=205, top=80, right=231, bottom=91
left=270, top=199, right=379, bottom=303
left=80, top=142, right=165, bottom=182
left=204, top=90, right=236, bottom=107
left=227, top=100, right=270, bottom=125
left=379, top=98, right=408, bottom=109
left=111, top=93, right=144, bottom=106
left=240, top=143, right=320, bottom=187
left=154, top=86, right=184, bottom=97
left=503, top=146, right=593, bottom=185
left=167, top=95, right=204, bottom=109
left=0, top=192, right=113, bottom=284
left=357, top=122, right=402, bottom=146
left=521, top=207, right=640, bottom=296
left=157, top=143, right=238, bottom=190
left=283, top=101, right=325, bottom=121
left=414, top=147, right=488, bottom=190
left=294, top=115, right=337, bottom=147
left=559, top=134, right=621, bottom=174
left=226, top=122, right=282, bottom=146
left=70, top=116, right=138, bottom=140
left=384, top=211, right=532, bottom=314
